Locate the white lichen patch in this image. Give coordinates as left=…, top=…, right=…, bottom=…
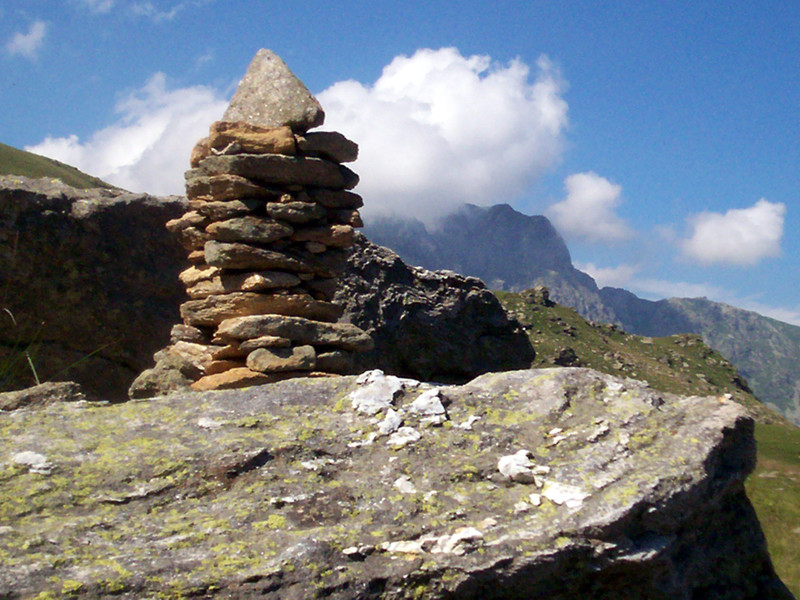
left=387, top=427, right=421, bottom=449
left=541, top=480, right=590, bottom=509
left=497, top=450, right=544, bottom=484
left=378, top=408, right=403, bottom=435
left=350, top=370, right=406, bottom=415
left=393, top=475, right=417, bottom=494
left=11, top=451, right=53, bottom=475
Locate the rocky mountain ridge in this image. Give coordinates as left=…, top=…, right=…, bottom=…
left=365, top=205, right=800, bottom=424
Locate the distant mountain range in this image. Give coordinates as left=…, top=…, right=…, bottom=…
left=366, top=204, right=800, bottom=425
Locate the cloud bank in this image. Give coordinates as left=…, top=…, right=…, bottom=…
left=5, top=20, right=47, bottom=59
left=319, top=47, right=569, bottom=224
left=576, top=262, right=640, bottom=289
left=27, top=73, right=227, bottom=195
left=680, top=199, right=785, bottom=266
left=547, top=172, right=632, bottom=243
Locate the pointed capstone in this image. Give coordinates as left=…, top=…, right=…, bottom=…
left=223, top=49, right=324, bottom=133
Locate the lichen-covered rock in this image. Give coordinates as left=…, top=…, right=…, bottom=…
left=335, top=233, right=536, bottom=382
left=0, top=368, right=790, bottom=598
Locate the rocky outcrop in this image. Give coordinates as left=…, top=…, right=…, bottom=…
left=0, top=175, right=533, bottom=401
left=0, top=175, right=187, bottom=400
left=132, top=49, right=372, bottom=395
left=0, top=368, right=790, bottom=598
left=365, top=204, right=616, bottom=322
left=336, top=234, right=535, bottom=382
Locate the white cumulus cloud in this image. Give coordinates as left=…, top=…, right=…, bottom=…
left=5, top=20, right=47, bottom=59
left=547, top=172, right=632, bottom=243
left=576, top=262, right=640, bottom=289
left=680, top=199, right=785, bottom=266
left=27, top=73, right=227, bottom=195
left=318, top=47, right=569, bottom=224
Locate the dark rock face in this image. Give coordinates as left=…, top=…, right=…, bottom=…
left=0, top=368, right=790, bottom=598
left=365, top=204, right=616, bottom=323
left=335, top=234, right=536, bottom=382
left=0, top=176, right=188, bottom=399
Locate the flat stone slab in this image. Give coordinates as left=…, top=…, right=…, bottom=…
left=198, top=154, right=359, bottom=190
left=247, top=345, right=317, bottom=373
left=184, top=172, right=280, bottom=201
left=0, top=368, right=787, bottom=598
left=205, top=216, right=293, bottom=244
left=222, top=49, right=325, bottom=133
left=180, top=292, right=343, bottom=326
left=215, top=314, right=373, bottom=352
left=204, top=240, right=312, bottom=272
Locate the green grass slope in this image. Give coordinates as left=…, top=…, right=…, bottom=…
left=0, top=142, right=115, bottom=189
left=496, top=289, right=800, bottom=596
left=747, top=424, right=800, bottom=597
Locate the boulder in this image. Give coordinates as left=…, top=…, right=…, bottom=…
left=335, top=234, right=536, bottom=382
left=0, top=368, right=790, bottom=598
left=221, top=48, right=325, bottom=133
left=0, top=381, right=89, bottom=411
left=0, top=176, right=187, bottom=400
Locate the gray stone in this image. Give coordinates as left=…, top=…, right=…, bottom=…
left=315, top=349, right=355, bottom=374
left=216, top=314, right=373, bottom=352
left=222, top=49, right=325, bottom=133
left=265, top=201, right=326, bottom=223
left=184, top=171, right=280, bottom=201
left=309, top=189, right=364, bottom=209
left=0, top=381, right=88, bottom=411
left=336, top=234, right=535, bottom=382
left=169, top=324, right=209, bottom=345
left=198, top=154, right=359, bottom=190
left=296, top=131, right=358, bottom=163
left=239, top=336, right=292, bottom=352
left=205, top=216, right=293, bottom=244
left=246, top=345, right=316, bottom=373
left=192, top=198, right=264, bottom=221
left=204, top=240, right=312, bottom=272
left=186, top=271, right=302, bottom=299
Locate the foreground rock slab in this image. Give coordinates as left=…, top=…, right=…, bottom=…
left=0, top=368, right=790, bottom=598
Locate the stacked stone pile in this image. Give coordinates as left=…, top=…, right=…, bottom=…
left=133, top=49, right=373, bottom=395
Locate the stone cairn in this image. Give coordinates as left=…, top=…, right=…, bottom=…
left=139, top=49, right=373, bottom=394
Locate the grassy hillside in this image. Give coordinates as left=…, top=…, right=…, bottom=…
left=0, top=142, right=115, bottom=190
left=747, top=424, right=800, bottom=596
left=496, top=288, right=800, bottom=595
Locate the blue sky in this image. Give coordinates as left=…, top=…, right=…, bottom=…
left=2, top=0, right=798, bottom=324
